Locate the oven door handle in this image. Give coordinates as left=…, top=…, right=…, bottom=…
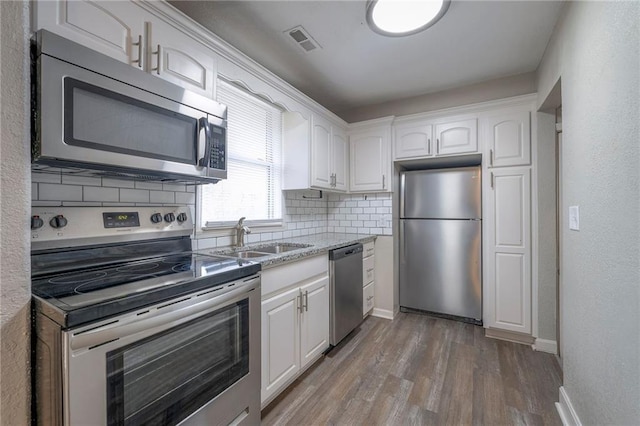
left=198, top=117, right=212, bottom=168
left=69, top=276, right=260, bottom=352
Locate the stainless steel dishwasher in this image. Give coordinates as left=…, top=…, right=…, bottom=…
left=329, top=243, right=364, bottom=346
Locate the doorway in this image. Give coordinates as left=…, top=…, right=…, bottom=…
left=555, top=106, right=563, bottom=362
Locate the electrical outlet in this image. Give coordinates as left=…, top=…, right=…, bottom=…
left=569, top=205, right=580, bottom=230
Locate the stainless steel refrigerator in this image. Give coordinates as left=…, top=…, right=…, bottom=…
left=399, top=166, right=482, bottom=322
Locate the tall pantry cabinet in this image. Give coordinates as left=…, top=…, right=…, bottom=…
left=483, top=105, right=533, bottom=335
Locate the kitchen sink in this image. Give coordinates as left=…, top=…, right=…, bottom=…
left=225, top=251, right=271, bottom=259
left=254, top=243, right=312, bottom=254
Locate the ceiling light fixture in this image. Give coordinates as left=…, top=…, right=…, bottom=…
left=366, top=0, right=450, bottom=37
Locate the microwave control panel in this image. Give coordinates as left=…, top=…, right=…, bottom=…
left=209, top=126, right=226, bottom=170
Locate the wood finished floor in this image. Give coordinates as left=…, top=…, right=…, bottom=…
left=262, top=313, right=562, bottom=426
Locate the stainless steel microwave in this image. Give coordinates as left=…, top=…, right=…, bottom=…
left=32, top=30, right=227, bottom=184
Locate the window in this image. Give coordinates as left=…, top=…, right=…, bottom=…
left=200, top=81, right=283, bottom=229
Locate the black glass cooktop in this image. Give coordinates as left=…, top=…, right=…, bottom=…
left=32, top=253, right=261, bottom=328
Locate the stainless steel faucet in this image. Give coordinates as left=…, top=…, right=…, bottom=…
left=235, top=217, right=251, bottom=247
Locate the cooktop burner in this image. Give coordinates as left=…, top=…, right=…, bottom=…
left=30, top=207, right=261, bottom=329
left=33, top=253, right=243, bottom=300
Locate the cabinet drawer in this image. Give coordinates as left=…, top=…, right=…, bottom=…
left=262, top=254, right=328, bottom=297
left=363, top=282, right=375, bottom=316
left=363, top=255, right=375, bottom=286
left=363, top=241, right=375, bottom=258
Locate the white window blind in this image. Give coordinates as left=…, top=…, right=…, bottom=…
left=200, top=81, right=283, bottom=228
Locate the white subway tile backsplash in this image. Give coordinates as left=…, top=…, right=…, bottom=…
left=149, top=191, right=175, bottom=204
left=162, top=183, right=186, bottom=192
left=32, top=201, right=62, bottom=206
left=32, top=172, right=61, bottom=184
left=84, top=186, right=119, bottom=202
left=135, top=181, right=163, bottom=191
left=102, top=178, right=135, bottom=188
left=38, top=183, right=83, bottom=201
left=61, top=175, right=102, bottom=187
left=120, top=189, right=150, bottom=203
left=62, top=201, right=102, bottom=206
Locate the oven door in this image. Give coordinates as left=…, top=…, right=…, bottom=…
left=36, top=54, right=226, bottom=181
left=63, top=275, right=260, bottom=426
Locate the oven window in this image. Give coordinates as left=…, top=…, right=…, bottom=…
left=64, top=78, right=198, bottom=165
left=106, top=299, right=249, bottom=426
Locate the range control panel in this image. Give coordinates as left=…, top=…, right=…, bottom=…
left=31, top=206, right=194, bottom=250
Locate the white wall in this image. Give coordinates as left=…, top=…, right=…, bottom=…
left=340, top=72, right=536, bottom=122
left=0, top=1, right=31, bottom=423
left=536, top=1, right=639, bottom=423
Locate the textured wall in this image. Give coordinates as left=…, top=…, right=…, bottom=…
left=339, top=72, right=536, bottom=123
left=536, top=1, right=640, bottom=423
left=0, top=1, right=31, bottom=424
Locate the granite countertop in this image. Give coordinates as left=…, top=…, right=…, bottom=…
left=200, top=233, right=376, bottom=269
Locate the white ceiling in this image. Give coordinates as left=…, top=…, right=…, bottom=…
left=169, top=1, right=564, bottom=116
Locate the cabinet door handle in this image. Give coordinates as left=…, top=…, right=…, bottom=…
left=428, top=138, right=431, bottom=155
left=131, top=34, right=143, bottom=68
left=152, top=44, right=161, bottom=75
left=490, top=149, right=494, bottom=167
left=304, top=291, right=309, bottom=312
left=436, top=138, right=440, bottom=154
left=298, top=291, right=304, bottom=313
left=490, top=172, right=494, bottom=189
left=382, top=174, right=385, bottom=189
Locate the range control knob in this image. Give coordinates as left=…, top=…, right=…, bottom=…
left=150, top=213, right=163, bottom=224
left=164, top=213, right=175, bottom=223
left=31, top=215, right=44, bottom=230
left=49, top=215, right=68, bottom=229
left=176, top=213, right=188, bottom=223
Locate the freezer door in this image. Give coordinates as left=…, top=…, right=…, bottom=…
left=399, top=219, right=482, bottom=320
left=400, top=167, right=481, bottom=219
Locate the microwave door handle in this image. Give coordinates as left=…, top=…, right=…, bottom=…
left=198, top=117, right=212, bottom=168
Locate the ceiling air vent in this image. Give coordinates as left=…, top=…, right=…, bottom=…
left=285, top=26, right=321, bottom=53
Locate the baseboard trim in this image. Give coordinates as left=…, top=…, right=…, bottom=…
left=556, top=386, right=582, bottom=426
left=371, top=308, right=394, bottom=320
left=532, top=338, right=558, bottom=354
left=485, top=328, right=535, bottom=345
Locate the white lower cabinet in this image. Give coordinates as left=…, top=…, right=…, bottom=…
left=362, top=241, right=375, bottom=316
left=485, top=167, right=531, bottom=334
left=261, top=287, right=301, bottom=403
left=260, top=255, right=329, bottom=407
left=300, top=277, right=330, bottom=367
left=363, top=282, right=375, bottom=316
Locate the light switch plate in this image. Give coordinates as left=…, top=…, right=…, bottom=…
left=569, top=205, right=580, bottom=230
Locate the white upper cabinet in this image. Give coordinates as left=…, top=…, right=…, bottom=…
left=393, top=115, right=478, bottom=160
left=349, top=119, right=392, bottom=192
left=394, top=123, right=433, bottom=159
left=146, top=20, right=215, bottom=98
left=484, top=110, right=531, bottom=168
left=283, top=111, right=348, bottom=193
left=434, top=117, right=478, bottom=156
left=34, top=0, right=216, bottom=98
left=35, top=0, right=147, bottom=66
left=332, top=127, right=349, bottom=192
left=310, top=115, right=333, bottom=189
left=308, top=114, right=348, bottom=192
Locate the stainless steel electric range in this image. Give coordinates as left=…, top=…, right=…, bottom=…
left=31, top=206, right=261, bottom=426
